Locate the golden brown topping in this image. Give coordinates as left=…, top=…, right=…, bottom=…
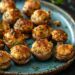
left=0, top=51, right=10, bottom=64
left=56, top=44, right=74, bottom=61
left=32, top=25, right=53, bottom=39
left=22, top=0, right=40, bottom=16
left=53, top=20, right=61, bottom=26
left=51, top=29, right=67, bottom=42
left=14, top=18, right=33, bottom=33
left=10, top=45, right=31, bottom=64
left=0, top=0, right=16, bottom=13
left=3, top=29, right=25, bottom=48
left=31, top=39, right=53, bottom=60
left=3, top=9, right=21, bottom=24
left=31, top=9, right=51, bottom=25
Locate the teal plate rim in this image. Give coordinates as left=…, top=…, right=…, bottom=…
left=0, top=1, right=75, bottom=75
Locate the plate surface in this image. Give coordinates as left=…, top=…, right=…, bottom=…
left=0, top=0, right=75, bottom=75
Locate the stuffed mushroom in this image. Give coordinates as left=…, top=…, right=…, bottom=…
left=3, top=8, right=21, bottom=24
left=51, top=29, right=67, bottom=42
left=31, top=9, right=51, bottom=25
left=0, top=0, right=16, bottom=13
left=3, top=29, right=25, bottom=48
left=31, top=39, right=53, bottom=61
left=55, top=44, right=74, bottom=61
left=32, top=25, right=53, bottom=39
left=0, top=21, right=10, bottom=38
left=14, top=18, right=34, bottom=33
left=10, top=45, right=31, bottom=64
left=22, top=0, right=40, bottom=16
left=0, top=51, right=11, bottom=69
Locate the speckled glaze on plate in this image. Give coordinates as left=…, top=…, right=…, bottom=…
left=0, top=0, right=75, bottom=75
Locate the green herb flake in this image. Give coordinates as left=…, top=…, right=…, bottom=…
left=50, top=0, right=64, bottom=5
left=32, top=66, right=40, bottom=71
left=28, top=43, right=32, bottom=45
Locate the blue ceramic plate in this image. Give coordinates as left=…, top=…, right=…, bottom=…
left=0, top=0, right=75, bottom=75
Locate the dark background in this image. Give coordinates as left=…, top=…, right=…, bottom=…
left=45, top=0, right=75, bottom=75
